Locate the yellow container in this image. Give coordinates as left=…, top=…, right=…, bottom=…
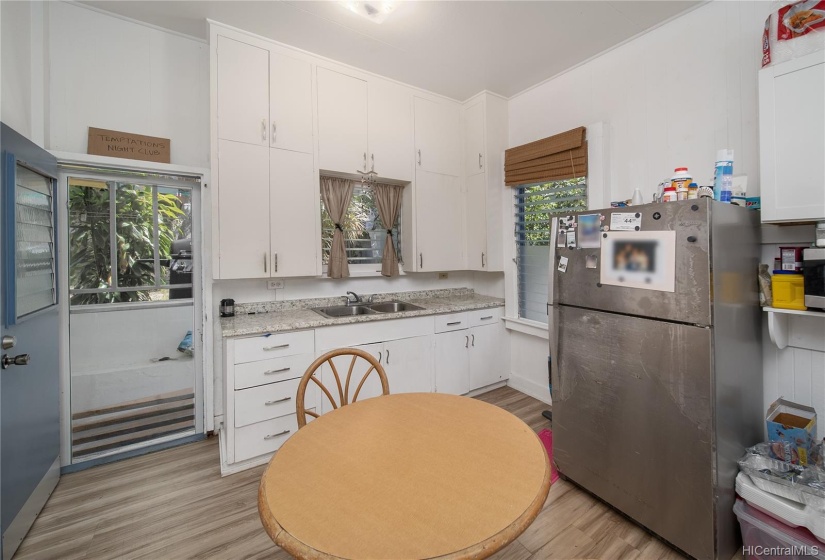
left=772, top=273, right=807, bottom=311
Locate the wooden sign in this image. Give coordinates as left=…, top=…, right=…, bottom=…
left=87, top=127, right=170, bottom=163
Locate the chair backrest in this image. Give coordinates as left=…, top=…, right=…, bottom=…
left=296, top=347, right=390, bottom=428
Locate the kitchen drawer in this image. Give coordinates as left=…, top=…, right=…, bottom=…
left=234, top=330, right=314, bottom=364
left=234, top=410, right=314, bottom=463
left=469, top=307, right=503, bottom=328
left=234, top=353, right=313, bottom=390
left=235, top=377, right=316, bottom=428
left=434, top=312, right=469, bottom=333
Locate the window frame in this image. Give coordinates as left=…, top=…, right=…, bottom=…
left=3, top=155, right=59, bottom=326
left=514, top=177, right=587, bottom=324
left=66, top=174, right=195, bottom=307
left=320, top=184, right=404, bottom=275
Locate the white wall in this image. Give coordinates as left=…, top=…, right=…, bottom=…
left=47, top=2, right=209, bottom=167
left=1, top=0, right=45, bottom=145
left=503, top=0, right=774, bottom=403
left=509, top=1, right=770, bottom=203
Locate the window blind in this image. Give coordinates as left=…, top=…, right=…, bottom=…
left=515, top=178, right=587, bottom=323
left=505, top=127, right=587, bottom=186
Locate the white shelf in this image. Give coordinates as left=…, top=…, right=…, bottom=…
left=764, top=307, right=825, bottom=349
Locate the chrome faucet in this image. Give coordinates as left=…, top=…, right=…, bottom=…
left=346, top=291, right=362, bottom=305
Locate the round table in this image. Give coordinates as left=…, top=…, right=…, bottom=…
left=258, top=393, right=551, bottom=560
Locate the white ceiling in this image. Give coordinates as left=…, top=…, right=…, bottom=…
left=78, top=0, right=702, bottom=100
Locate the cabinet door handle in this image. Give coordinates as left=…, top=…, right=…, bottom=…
left=263, top=343, right=290, bottom=351
left=262, top=119, right=267, bottom=141
left=263, top=252, right=267, bottom=273
left=264, top=367, right=291, bottom=375
left=419, top=253, right=423, bottom=268
left=479, top=153, right=482, bottom=169
left=481, top=252, right=485, bottom=267
left=264, top=430, right=290, bottom=440
left=386, top=349, right=390, bottom=364
left=272, top=122, right=277, bottom=144
left=363, top=152, right=367, bottom=172
left=265, top=397, right=291, bottom=405
left=480, top=315, right=493, bottom=321
left=274, top=252, right=278, bottom=273
left=465, top=335, right=469, bottom=348
left=378, top=351, right=382, bottom=364
left=371, top=153, right=375, bottom=172
left=447, top=321, right=462, bottom=326
left=417, top=149, right=421, bottom=166
left=471, top=334, right=475, bottom=347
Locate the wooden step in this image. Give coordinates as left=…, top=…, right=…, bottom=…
left=72, top=421, right=195, bottom=457
left=72, top=408, right=195, bottom=444
left=72, top=389, right=195, bottom=420
left=72, top=403, right=194, bottom=433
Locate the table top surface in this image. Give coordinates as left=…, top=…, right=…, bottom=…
left=258, top=392, right=551, bottom=560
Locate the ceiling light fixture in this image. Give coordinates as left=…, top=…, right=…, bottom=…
left=341, top=1, right=397, bottom=24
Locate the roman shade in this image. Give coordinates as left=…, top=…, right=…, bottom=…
left=505, top=126, right=587, bottom=186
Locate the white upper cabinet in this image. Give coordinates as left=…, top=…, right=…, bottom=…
left=270, top=149, right=318, bottom=277
left=368, top=79, right=413, bottom=182
left=414, top=97, right=461, bottom=177
left=463, top=99, right=485, bottom=177
left=317, top=68, right=369, bottom=175
left=465, top=173, right=487, bottom=270
left=759, top=51, right=825, bottom=223
left=270, top=53, right=313, bottom=154
left=217, top=36, right=269, bottom=146
left=217, top=140, right=271, bottom=279
left=415, top=169, right=465, bottom=271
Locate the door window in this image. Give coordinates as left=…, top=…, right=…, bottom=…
left=13, top=164, right=57, bottom=320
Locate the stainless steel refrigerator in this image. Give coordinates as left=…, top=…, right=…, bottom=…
left=548, top=199, right=762, bottom=560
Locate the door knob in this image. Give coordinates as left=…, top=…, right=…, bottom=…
left=2, top=354, right=30, bottom=369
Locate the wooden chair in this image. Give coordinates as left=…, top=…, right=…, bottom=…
left=296, top=348, right=390, bottom=428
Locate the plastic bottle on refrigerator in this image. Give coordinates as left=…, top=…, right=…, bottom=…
left=714, top=149, right=734, bottom=203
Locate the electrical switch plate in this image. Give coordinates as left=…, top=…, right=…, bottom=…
left=267, top=280, right=285, bottom=290
left=438, top=273, right=448, bottom=279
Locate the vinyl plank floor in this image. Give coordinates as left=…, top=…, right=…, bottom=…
left=15, top=386, right=693, bottom=560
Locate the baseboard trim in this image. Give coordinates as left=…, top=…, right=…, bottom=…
left=3, top=456, right=60, bottom=560
left=507, top=374, right=552, bottom=405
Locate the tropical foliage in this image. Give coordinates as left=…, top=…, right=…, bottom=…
left=516, top=178, right=587, bottom=246
left=69, top=183, right=187, bottom=305
left=321, top=186, right=400, bottom=265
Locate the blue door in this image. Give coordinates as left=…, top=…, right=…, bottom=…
left=0, top=123, right=60, bottom=559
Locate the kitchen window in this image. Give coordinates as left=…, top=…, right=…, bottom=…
left=515, top=177, right=586, bottom=323
left=321, top=185, right=401, bottom=268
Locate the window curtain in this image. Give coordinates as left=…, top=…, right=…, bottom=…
left=321, top=176, right=355, bottom=279
left=372, top=183, right=404, bottom=277
left=504, top=126, right=587, bottom=186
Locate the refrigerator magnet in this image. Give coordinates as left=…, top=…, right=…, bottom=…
left=578, top=214, right=601, bottom=248
left=558, top=256, right=569, bottom=273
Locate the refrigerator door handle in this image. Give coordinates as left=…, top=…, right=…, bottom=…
left=547, top=215, right=559, bottom=401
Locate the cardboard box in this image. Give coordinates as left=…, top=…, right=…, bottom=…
left=766, top=398, right=817, bottom=465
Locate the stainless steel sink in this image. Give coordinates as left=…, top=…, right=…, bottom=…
left=366, top=301, right=424, bottom=313
left=313, top=300, right=424, bottom=318
left=313, top=305, right=377, bottom=318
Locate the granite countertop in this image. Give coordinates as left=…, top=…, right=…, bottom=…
left=219, top=288, right=504, bottom=337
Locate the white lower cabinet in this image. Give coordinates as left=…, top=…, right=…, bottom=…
left=221, top=308, right=502, bottom=475
left=318, top=335, right=434, bottom=413
left=221, top=331, right=317, bottom=475
left=435, top=329, right=471, bottom=395
left=435, top=308, right=507, bottom=394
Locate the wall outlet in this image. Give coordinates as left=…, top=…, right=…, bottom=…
left=267, top=279, right=285, bottom=290
left=438, top=273, right=448, bottom=280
